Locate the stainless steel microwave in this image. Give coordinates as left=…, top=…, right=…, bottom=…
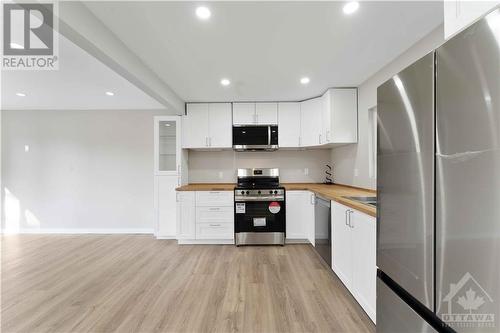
left=232, top=125, right=278, bottom=151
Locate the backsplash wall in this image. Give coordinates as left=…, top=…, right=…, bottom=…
left=188, top=150, right=332, bottom=183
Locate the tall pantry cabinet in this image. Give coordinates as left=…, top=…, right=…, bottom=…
left=154, top=116, right=187, bottom=238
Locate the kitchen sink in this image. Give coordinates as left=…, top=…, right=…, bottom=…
left=343, top=196, right=377, bottom=208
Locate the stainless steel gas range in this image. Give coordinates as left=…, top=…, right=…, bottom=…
left=234, top=168, right=285, bottom=246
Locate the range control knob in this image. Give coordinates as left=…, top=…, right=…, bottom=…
left=274, top=190, right=278, bottom=194
left=241, top=190, right=245, bottom=195
left=257, top=190, right=261, bottom=195
left=246, top=191, right=250, bottom=195
left=269, top=190, right=273, bottom=194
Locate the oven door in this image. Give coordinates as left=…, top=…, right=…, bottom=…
left=235, top=199, right=285, bottom=233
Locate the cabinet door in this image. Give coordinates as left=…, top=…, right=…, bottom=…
left=307, top=192, right=315, bottom=246
left=155, top=116, right=181, bottom=177
left=233, top=103, right=256, bottom=125
left=183, top=104, right=209, bottom=148
left=321, top=91, right=332, bottom=144
left=351, top=211, right=376, bottom=323
left=444, top=1, right=499, bottom=39
left=208, top=103, right=232, bottom=148
left=300, top=98, right=322, bottom=146
left=332, top=201, right=352, bottom=289
left=330, top=89, right=358, bottom=143
left=278, top=102, right=301, bottom=148
left=255, top=102, right=278, bottom=124
left=285, top=191, right=309, bottom=240
left=177, top=192, right=196, bottom=239
left=156, top=176, right=178, bottom=238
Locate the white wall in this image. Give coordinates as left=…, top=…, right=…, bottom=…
left=189, top=149, right=331, bottom=183
left=1, top=109, right=171, bottom=233
left=331, top=24, right=445, bottom=190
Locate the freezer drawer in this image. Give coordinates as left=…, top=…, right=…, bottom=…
left=377, top=52, right=435, bottom=309
left=378, top=277, right=437, bottom=333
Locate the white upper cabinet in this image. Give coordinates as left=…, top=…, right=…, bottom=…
left=183, top=103, right=209, bottom=148
left=233, top=102, right=278, bottom=125
left=184, top=90, right=357, bottom=149
left=255, top=102, right=278, bottom=124
left=300, top=97, right=323, bottom=147
left=278, top=102, right=301, bottom=147
left=444, top=1, right=499, bottom=39
left=233, top=103, right=256, bottom=125
left=183, top=103, right=232, bottom=149
left=208, top=103, right=232, bottom=148
left=327, top=88, right=358, bottom=144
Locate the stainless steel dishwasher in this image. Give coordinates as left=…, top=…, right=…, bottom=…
left=314, top=195, right=331, bottom=266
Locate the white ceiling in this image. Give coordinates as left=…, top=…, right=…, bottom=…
left=84, top=1, right=444, bottom=102
left=1, top=31, right=165, bottom=110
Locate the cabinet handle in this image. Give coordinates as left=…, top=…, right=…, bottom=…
left=311, top=194, right=315, bottom=205
left=209, top=191, right=220, bottom=194
left=327, top=130, right=331, bottom=142
left=299, top=136, right=301, bottom=147
left=209, top=224, right=221, bottom=227
left=319, top=134, right=322, bottom=144
left=209, top=207, right=220, bottom=211
left=209, top=137, right=212, bottom=147
left=349, top=210, right=354, bottom=228
left=205, top=137, right=209, bottom=147
left=345, top=210, right=349, bottom=226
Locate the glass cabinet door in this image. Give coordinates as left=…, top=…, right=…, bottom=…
left=155, top=117, right=179, bottom=175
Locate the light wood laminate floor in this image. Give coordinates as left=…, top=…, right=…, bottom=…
left=1, top=235, right=375, bottom=333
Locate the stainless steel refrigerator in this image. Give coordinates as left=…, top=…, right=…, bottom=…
left=377, top=8, right=500, bottom=333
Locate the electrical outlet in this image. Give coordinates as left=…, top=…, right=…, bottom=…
left=218, top=171, right=223, bottom=179
left=304, top=168, right=309, bottom=176
left=354, top=168, right=359, bottom=177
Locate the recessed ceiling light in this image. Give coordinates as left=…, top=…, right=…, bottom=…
left=105, top=91, right=114, bottom=96
left=16, top=92, right=26, bottom=97
left=343, top=1, right=359, bottom=15
left=220, top=78, right=231, bottom=86
left=300, top=77, right=310, bottom=85
left=196, top=6, right=211, bottom=20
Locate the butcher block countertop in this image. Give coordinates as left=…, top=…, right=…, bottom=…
left=176, top=183, right=376, bottom=217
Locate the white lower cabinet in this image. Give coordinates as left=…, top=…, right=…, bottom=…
left=156, top=176, right=179, bottom=238
left=177, top=191, right=234, bottom=243
left=332, top=201, right=376, bottom=323
left=176, top=192, right=195, bottom=240
left=285, top=191, right=314, bottom=242
left=196, top=223, right=233, bottom=240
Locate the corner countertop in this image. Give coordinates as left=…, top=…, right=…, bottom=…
left=176, top=183, right=376, bottom=218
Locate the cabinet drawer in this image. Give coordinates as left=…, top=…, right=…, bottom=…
left=196, top=191, right=234, bottom=206
left=196, top=223, right=234, bottom=240
left=196, top=207, right=234, bottom=224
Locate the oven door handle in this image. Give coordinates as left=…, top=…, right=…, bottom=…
left=235, top=197, right=284, bottom=202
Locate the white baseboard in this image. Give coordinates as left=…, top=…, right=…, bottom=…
left=177, top=239, right=235, bottom=245
left=1, top=228, right=155, bottom=235
left=155, top=235, right=177, bottom=240
left=285, top=238, right=309, bottom=244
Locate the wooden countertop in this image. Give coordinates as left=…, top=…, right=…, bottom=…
left=176, top=183, right=376, bottom=217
